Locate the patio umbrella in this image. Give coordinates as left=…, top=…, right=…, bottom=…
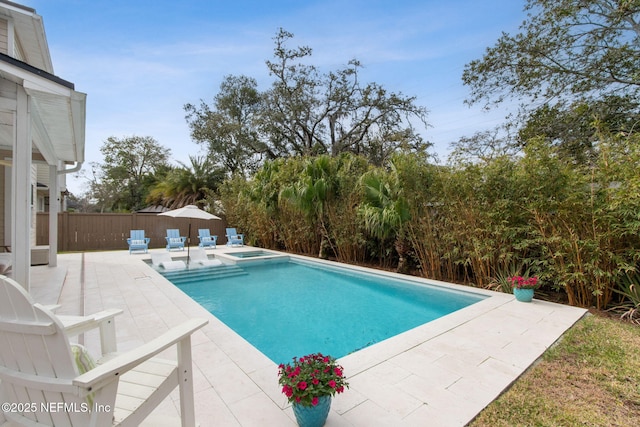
left=159, top=205, right=221, bottom=263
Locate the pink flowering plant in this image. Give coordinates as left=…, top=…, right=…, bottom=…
left=509, top=275, right=539, bottom=290
left=278, top=353, right=349, bottom=407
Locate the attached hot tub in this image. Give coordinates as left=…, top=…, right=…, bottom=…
left=215, top=249, right=289, bottom=264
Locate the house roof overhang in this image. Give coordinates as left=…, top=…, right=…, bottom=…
left=0, top=0, right=53, bottom=72
left=0, top=52, right=86, bottom=164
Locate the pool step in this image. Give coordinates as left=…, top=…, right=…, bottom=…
left=159, top=264, right=247, bottom=285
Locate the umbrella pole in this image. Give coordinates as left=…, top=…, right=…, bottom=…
left=187, top=222, right=191, bottom=265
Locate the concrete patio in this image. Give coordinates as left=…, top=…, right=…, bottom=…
left=28, top=248, right=587, bottom=426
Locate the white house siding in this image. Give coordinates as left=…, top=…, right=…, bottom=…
left=0, top=19, right=7, bottom=54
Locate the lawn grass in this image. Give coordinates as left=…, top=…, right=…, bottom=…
left=469, top=313, right=640, bottom=426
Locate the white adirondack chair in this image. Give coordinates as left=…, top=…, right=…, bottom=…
left=0, top=275, right=207, bottom=426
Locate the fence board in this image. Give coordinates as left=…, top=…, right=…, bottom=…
left=37, top=213, right=228, bottom=252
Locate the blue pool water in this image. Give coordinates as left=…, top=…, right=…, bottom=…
left=162, top=259, right=485, bottom=364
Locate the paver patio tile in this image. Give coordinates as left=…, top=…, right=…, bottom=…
left=24, top=249, right=587, bottom=426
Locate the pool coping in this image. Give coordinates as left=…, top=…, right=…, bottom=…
left=270, top=256, right=524, bottom=363
left=215, top=248, right=288, bottom=264
left=156, top=250, right=493, bottom=369
left=38, top=248, right=588, bottom=426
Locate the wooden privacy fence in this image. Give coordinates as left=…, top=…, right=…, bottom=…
left=36, top=212, right=228, bottom=252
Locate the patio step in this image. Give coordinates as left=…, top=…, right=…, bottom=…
left=159, top=264, right=247, bottom=285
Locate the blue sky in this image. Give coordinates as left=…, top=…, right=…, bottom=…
left=25, top=0, right=525, bottom=194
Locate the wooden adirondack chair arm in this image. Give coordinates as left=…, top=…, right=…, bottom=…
left=72, top=318, right=207, bottom=394
left=59, top=308, right=123, bottom=337
left=35, top=304, right=124, bottom=355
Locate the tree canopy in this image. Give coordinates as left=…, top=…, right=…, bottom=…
left=146, top=155, right=226, bottom=209
left=185, top=75, right=265, bottom=177
left=185, top=28, right=430, bottom=176
left=463, top=0, right=640, bottom=110
left=91, top=136, right=171, bottom=212
left=517, top=94, right=640, bottom=163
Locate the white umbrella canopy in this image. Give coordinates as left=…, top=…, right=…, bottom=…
left=158, top=205, right=221, bottom=220
left=159, top=205, right=221, bottom=262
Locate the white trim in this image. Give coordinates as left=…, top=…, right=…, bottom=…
left=11, top=85, right=30, bottom=289
left=0, top=58, right=71, bottom=97
left=70, top=91, right=86, bottom=161
left=48, top=163, right=57, bottom=266
left=22, top=75, right=72, bottom=97
left=29, top=103, right=55, bottom=164
left=3, top=158, right=10, bottom=248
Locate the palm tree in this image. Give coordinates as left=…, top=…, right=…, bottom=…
left=359, top=159, right=411, bottom=271
left=147, top=156, right=225, bottom=209
left=279, top=156, right=336, bottom=258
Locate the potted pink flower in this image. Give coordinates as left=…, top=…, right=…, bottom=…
left=278, top=353, right=349, bottom=427
left=509, top=275, right=539, bottom=302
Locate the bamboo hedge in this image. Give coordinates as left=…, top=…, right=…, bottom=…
left=218, top=135, right=640, bottom=309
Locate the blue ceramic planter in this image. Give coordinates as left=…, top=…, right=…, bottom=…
left=513, top=288, right=534, bottom=302
left=292, top=395, right=331, bottom=427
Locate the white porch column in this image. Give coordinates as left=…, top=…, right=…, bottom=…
left=48, top=164, right=58, bottom=266
left=12, top=86, right=31, bottom=290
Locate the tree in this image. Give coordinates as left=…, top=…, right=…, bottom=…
left=279, top=156, right=337, bottom=258
left=94, top=136, right=171, bottom=211
left=185, top=75, right=267, bottom=176
left=65, top=192, right=100, bottom=213
left=463, top=0, right=640, bottom=110
left=185, top=29, right=430, bottom=173
left=358, top=158, right=412, bottom=271
left=263, top=29, right=430, bottom=164
left=147, top=155, right=226, bottom=209
left=448, top=126, right=519, bottom=165
left=518, top=95, right=640, bottom=164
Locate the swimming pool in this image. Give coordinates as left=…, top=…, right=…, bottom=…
left=161, top=258, right=486, bottom=364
